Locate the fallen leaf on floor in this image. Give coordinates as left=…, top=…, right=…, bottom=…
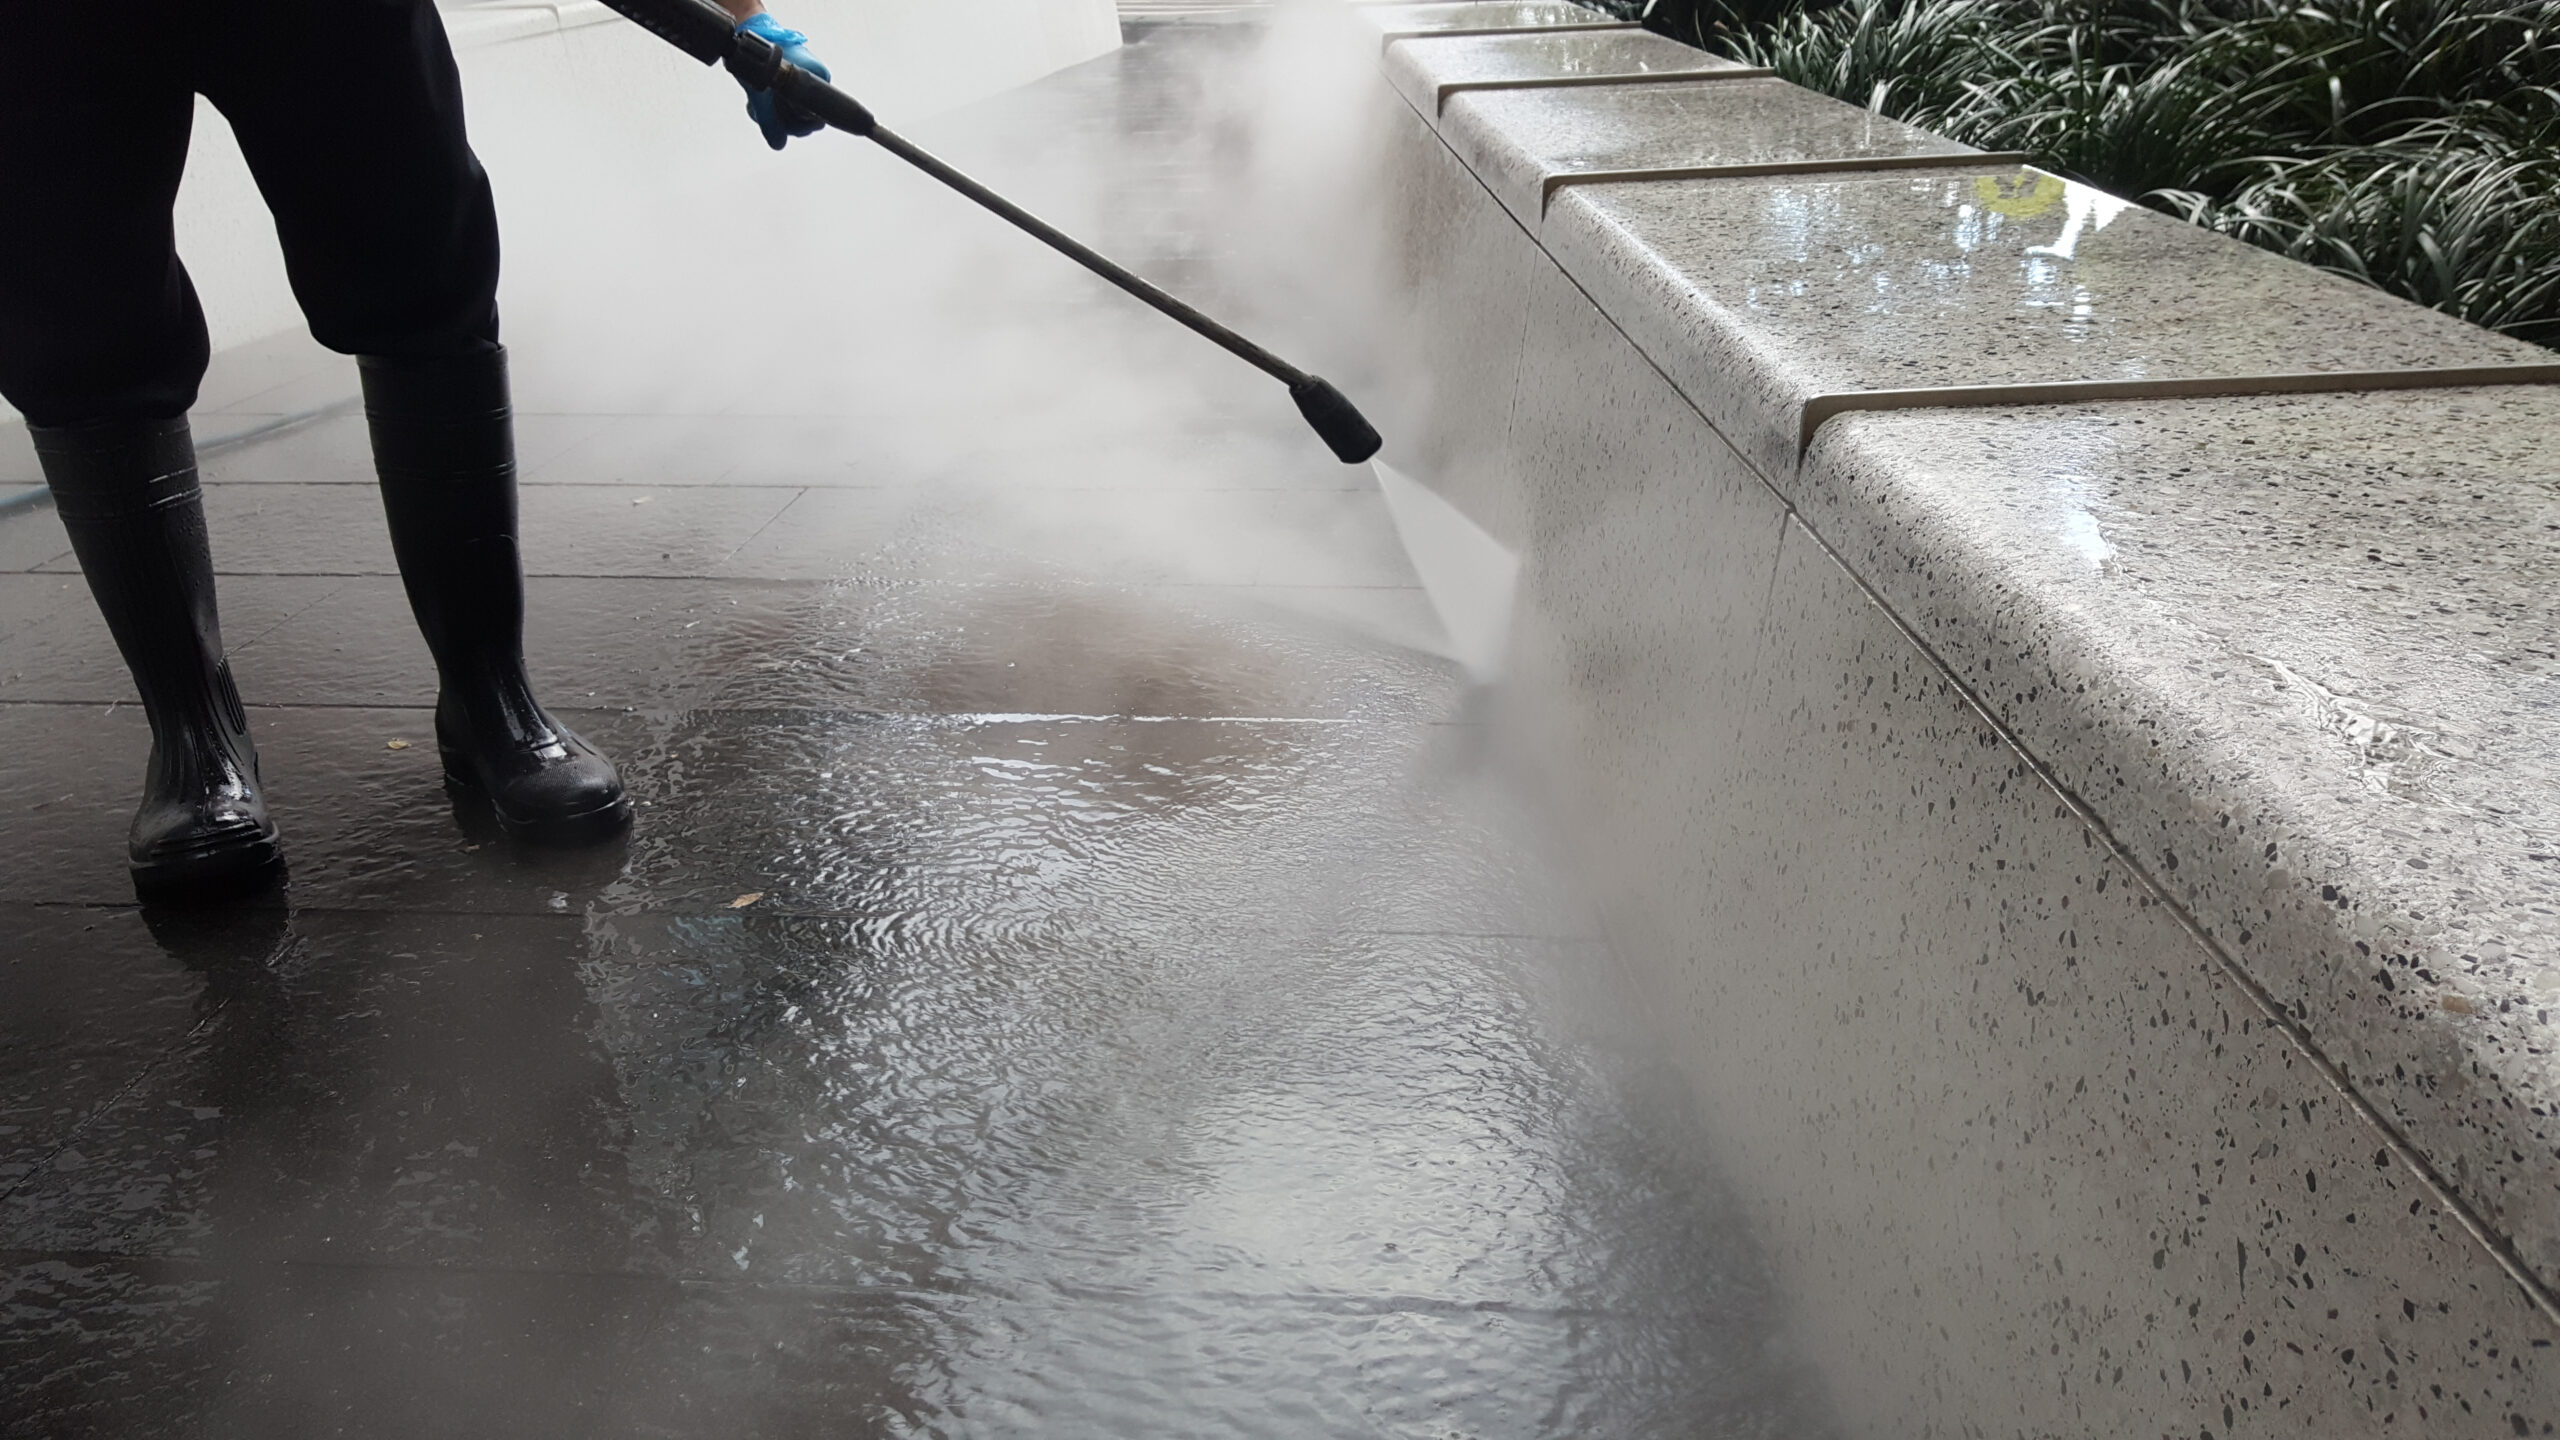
left=730, top=892, right=764, bottom=909
left=386, top=739, right=410, bottom=750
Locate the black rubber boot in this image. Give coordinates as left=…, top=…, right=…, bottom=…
left=360, top=348, right=630, bottom=845
left=33, top=418, right=285, bottom=903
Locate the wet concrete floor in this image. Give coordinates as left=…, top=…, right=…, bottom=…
left=0, top=23, right=1823, bottom=1438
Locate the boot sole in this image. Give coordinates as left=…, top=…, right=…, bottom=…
left=498, top=792, right=633, bottom=847
left=131, top=836, right=288, bottom=907
left=442, top=769, right=633, bottom=847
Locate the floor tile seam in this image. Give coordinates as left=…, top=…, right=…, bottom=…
left=708, top=485, right=814, bottom=574
left=521, top=480, right=862, bottom=491
left=189, top=569, right=840, bottom=583
left=223, top=576, right=359, bottom=654
left=575, top=910, right=1597, bottom=936
left=651, top=709, right=1375, bottom=725
left=0, top=588, right=87, bottom=646
left=1768, top=501, right=2560, bottom=1337
left=0, top=699, right=1389, bottom=725
left=0, top=995, right=234, bottom=1214
left=0, top=1246, right=944, bottom=1298
left=197, top=479, right=379, bottom=488
left=195, top=397, right=363, bottom=459
left=1145, top=581, right=1428, bottom=592
left=4, top=899, right=1597, bottom=941
left=995, top=1280, right=1650, bottom=1322
left=512, top=412, right=923, bottom=421
left=1363, top=927, right=1607, bottom=941
left=5, top=899, right=569, bottom=924
left=0, top=1247, right=1683, bottom=1320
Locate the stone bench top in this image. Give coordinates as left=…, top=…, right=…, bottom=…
left=1381, top=23, right=2560, bottom=1293
left=1442, top=76, right=1977, bottom=228
left=1383, top=29, right=1752, bottom=116
left=1356, top=0, right=1635, bottom=42
left=1546, top=167, right=2545, bottom=478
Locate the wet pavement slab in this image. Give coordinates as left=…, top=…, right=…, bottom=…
left=0, top=23, right=1822, bottom=1438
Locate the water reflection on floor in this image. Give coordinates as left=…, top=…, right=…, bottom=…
left=0, top=20, right=1826, bottom=1439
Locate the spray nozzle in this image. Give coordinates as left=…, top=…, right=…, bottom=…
left=1289, top=376, right=1383, bottom=465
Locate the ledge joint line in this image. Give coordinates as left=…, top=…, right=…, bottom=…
left=1433, top=67, right=1776, bottom=115
left=1380, top=20, right=1637, bottom=51
left=1539, top=151, right=2032, bottom=217
left=1796, top=364, right=2560, bottom=458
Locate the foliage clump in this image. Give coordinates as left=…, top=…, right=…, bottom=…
left=1606, top=0, right=2560, bottom=345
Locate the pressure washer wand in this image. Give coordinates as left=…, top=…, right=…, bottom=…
left=598, top=0, right=1385, bottom=465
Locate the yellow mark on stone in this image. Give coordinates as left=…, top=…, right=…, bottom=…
left=1975, top=172, right=2066, bottom=218
left=2441, top=994, right=2476, bottom=1015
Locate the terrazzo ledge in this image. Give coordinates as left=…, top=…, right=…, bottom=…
left=1366, top=6, right=2560, bottom=1430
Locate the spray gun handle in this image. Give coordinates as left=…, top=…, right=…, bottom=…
left=598, top=0, right=879, bottom=136
left=596, top=0, right=1380, bottom=465
left=595, top=0, right=737, bottom=65
left=728, top=30, right=877, bottom=135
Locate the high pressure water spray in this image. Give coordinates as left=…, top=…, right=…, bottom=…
left=597, top=0, right=1386, bottom=465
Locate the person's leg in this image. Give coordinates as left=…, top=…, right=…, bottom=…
left=359, top=349, right=628, bottom=842
left=202, top=0, right=626, bottom=842
left=0, top=4, right=210, bottom=428
left=0, top=5, right=284, bottom=900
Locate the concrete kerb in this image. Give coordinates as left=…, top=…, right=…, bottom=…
left=1382, top=8, right=2560, bottom=1424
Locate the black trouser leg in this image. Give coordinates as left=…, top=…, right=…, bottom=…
left=0, top=0, right=501, bottom=422
left=196, top=0, right=500, bottom=365
left=33, top=421, right=284, bottom=899
left=361, top=350, right=629, bottom=844
left=0, top=0, right=206, bottom=427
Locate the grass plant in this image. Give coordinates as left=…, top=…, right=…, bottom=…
left=1596, top=0, right=2560, bottom=345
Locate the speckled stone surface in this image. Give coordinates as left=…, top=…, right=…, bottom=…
left=1381, top=29, right=1743, bottom=119
left=1643, top=523, right=2560, bottom=1438
left=1376, top=40, right=2560, bottom=1428
left=1474, top=243, right=2560, bottom=1436
left=1801, top=390, right=2560, bottom=1293
left=1443, top=77, right=1979, bottom=229
left=1372, top=98, right=1549, bottom=536
left=1356, top=0, right=1625, bottom=41
left=1500, top=231, right=1789, bottom=837
left=1542, top=169, right=2551, bottom=479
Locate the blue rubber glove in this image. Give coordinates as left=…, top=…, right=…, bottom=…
left=733, top=13, right=830, bottom=150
